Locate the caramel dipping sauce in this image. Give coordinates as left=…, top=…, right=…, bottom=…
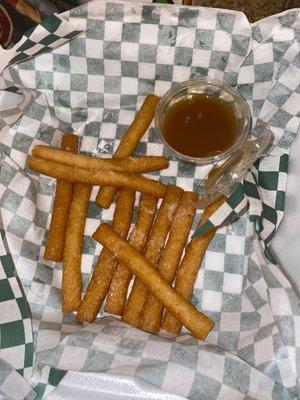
left=161, top=94, right=238, bottom=159
left=155, top=80, right=252, bottom=165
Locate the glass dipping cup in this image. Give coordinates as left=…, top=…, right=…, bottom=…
left=154, top=79, right=252, bottom=166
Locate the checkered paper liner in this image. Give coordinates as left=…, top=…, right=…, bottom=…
left=0, top=230, right=36, bottom=399
left=0, top=14, right=84, bottom=74
left=0, top=1, right=299, bottom=399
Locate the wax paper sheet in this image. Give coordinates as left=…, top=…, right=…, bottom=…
left=0, top=13, right=83, bottom=73
left=0, top=1, right=299, bottom=399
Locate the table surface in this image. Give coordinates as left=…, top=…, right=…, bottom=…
left=192, top=0, right=299, bottom=22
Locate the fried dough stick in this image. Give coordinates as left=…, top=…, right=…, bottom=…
left=96, top=94, right=160, bottom=208
left=28, top=157, right=166, bottom=199
left=62, top=183, right=92, bottom=313
left=105, top=194, right=157, bottom=315
left=44, top=134, right=79, bottom=262
left=162, top=196, right=225, bottom=334
left=93, top=223, right=214, bottom=340
left=77, top=189, right=135, bottom=323
left=122, top=186, right=183, bottom=327
left=139, top=191, right=198, bottom=334
left=32, top=145, right=168, bottom=174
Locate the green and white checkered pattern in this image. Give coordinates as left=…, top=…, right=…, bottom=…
left=0, top=1, right=299, bottom=399
left=0, top=14, right=83, bottom=73
left=34, top=316, right=297, bottom=400
left=194, top=12, right=300, bottom=259
left=0, top=230, right=36, bottom=398
left=0, top=358, right=36, bottom=400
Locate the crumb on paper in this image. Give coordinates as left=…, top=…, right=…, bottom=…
left=98, top=139, right=113, bottom=154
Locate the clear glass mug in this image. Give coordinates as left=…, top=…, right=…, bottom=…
left=154, top=79, right=274, bottom=207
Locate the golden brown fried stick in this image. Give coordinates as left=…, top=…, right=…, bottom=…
left=28, top=157, right=166, bottom=199
left=44, top=134, right=79, bottom=262
left=139, top=191, right=198, bottom=334
left=162, top=196, right=226, bottom=334
left=93, top=223, right=214, bottom=340
left=122, top=186, right=183, bottom=327
left=32, top=145, right=168, bottom=173
left=96, top=95, right=160, bottom=209
left=76, top=189, right=135, bottom=323
left=62, top=183, right=92, bottom=313
left=105, top=194, right=157, bottom=315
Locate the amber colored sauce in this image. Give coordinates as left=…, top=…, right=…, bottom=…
left=162, top=94, right=238, bottom=158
